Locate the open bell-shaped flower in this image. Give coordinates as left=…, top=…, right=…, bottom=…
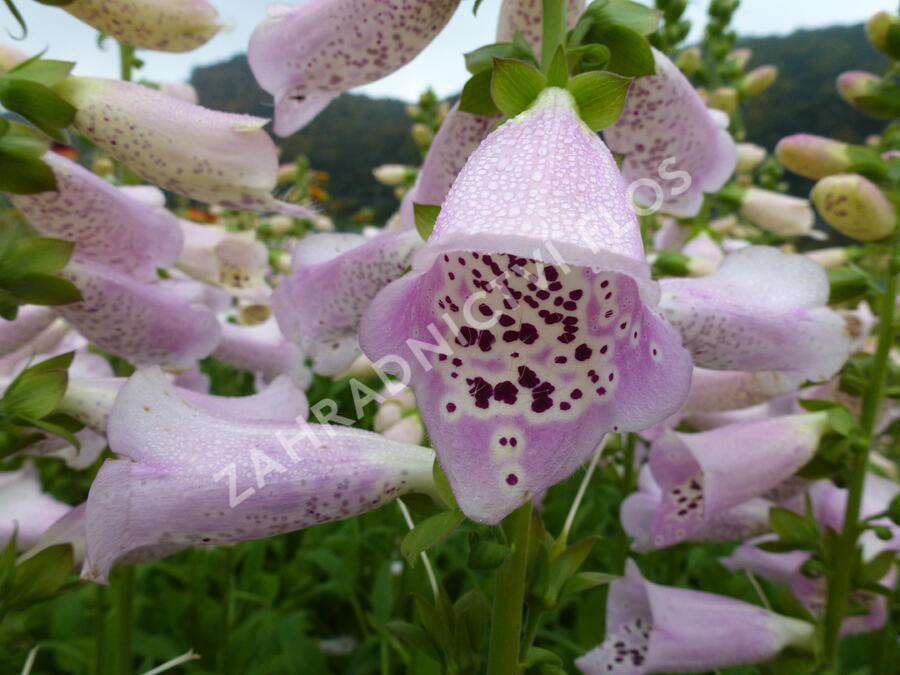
left=605, top=49, right=737, bottom=218
left=659, top=246, right=851, bottom=381
left=575, top=559, right=814, bottom=674
left=83, top=368, right=436, bottom=582
left=360, top=88, right=692, bottom=524
left=58, top=0, right=219, bottom=52
left=0, top=306, right=57, bottom=358
left=8, top=152, right=183, bottom=280
left=54, top=77, right=314, bottom=217
left=211, top=317, right=312, bottom=389
left=643, top=412, right=830, bottom=548
left=248, top=0, right=461, bottom=136
left=176, top=220, right=270, bottom=297
left=495, top=0, right=585, bottom=53
left=273, top=230, right=421, bottom=375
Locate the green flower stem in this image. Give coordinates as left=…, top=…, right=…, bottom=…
left=118, top=43, right=135, bottom=83
left=487, top=503, right=533, bottom=675
left=112, top=565, right=135, bottom=675
left=541, top=0, right=567, bottom=72
left=822, top=230, right=899, bottom=669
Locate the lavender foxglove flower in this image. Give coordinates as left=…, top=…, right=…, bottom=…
left=0, top=465, right=72, bottom=550
left=54, top=78, right=315, bottom=217
left=19, top=503, right=86, bottom=567
left=739, top=187, right=815, bottom=236
left=651, top=218, right=689, bottom=251
left=496, top=0, right=585, bottom=53
left=274, top=230, right=421, bottom=375
left=681, top=368, right=805, bottom=414
left=644, top=413, right=829, bottom=548
left=576, top=560, right=814, bottom=674
left=211, top=318, right=312, bottom=388
left=622, top=467, right=772, bottom=552
left=56, top=261, right=221, bottom=369
left=680, top=232, right=723, bottom=276
left=735, top=143, right=767, bottom=172
left=22, top=428, right=107, bottom=470
left=659, top=246, right=850, bottom=381
left=248, top=0, right=461, bottom=136
left=360, top=88, right=692, bottom=523
left=176, top=220, right=270, bottom=297
left=83, top=368, right=435, bottom=582
left=59, top=0, right=219, bottom=52
left=8, top=152, right=182, bottom=280
left=0, top=306, right=57, bottom=358
left=605, top=49, right=737, bottom=218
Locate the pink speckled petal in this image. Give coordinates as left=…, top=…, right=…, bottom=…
left=647, top=413, right=829, bottom=548
left=211, top=318, right=311, bottom=388
left=83, top=368, right=435, bottom=582
left=605, top=49, right=737, bottom=218
left=0, top=464, right=72, bottom=550
left=660, top=246, right=851, bottom=380
left=56, top=261, right=221, bottom=369
left=56, top=77, right=314, bottom=217
left=248, top=0, right=461, bottom=136
left=9, top=152, right=182, bottom=280
left=577, top=560, right=813, bottom=674
left=274, top=229, right=421, bottom=375
left=62, top=0, right=219, bottom=52
left=400, top=104, right=499, bottom=229
left=360, top=89, right=691, bottom=523
left=496, top=0, right=585, bottom=54
left=0, top=306, right=56, bottom=358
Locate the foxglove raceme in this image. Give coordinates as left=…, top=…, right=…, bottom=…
left=495, top=0, right=585, bottom=53
left=643, top=413, right=829, bottom=548
left=248, top=0, right=461, bottom=136
left=274, top=230, right=421, bottom=375
left=83, top=368, right=436, bottom=582
left=576, top=560, right=814, bottom=674
left=56, top=261, right=221, bottom=369
left=606, top=49, right=737, bottom=218
left=9, top=152, right=182, bottom=279
left=360, top=88, right=692, bottom=523
left=55, top=77, right=315, bottom=217
left=59, top=0, right=219, bottom=52
left=659, top=246, right=850, bottom=381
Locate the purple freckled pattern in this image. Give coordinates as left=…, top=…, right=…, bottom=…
left=605, top=49, right=737, bottom=218
left=248, top=0, right=461, bottom=135
left=273, top=229, right=421, bottom=375
left=57, top=261, right=221, bottom=369
left=63, top=0, right=219, bottom=53
left=401, top=104, right=498, bottom=228
left=360, top=89, right=692, bottom=523
left=57, top=77, right=313, bottom=218
left=9, top=152, right=182, bottom=280
left=496, top=0, right=585, bottom=54
left=83, top=368, right=435, bottom=582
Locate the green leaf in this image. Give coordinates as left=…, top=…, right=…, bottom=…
left=467, top=532, right=511, bottom=570
left=827, top=266, right=872, bottom=304
left=386, top=621, right=442, bottom=663
left=561, top=570, right=618, bottom=595
left=523, top=646, right=563, bottom=668
left=653, top=249, right=691, bottom=277
left=3, top=370, right=67, bottom=420
left=545, top=536, right=600, bottom=603
left=546, top=46, right=568, bottom=87
left=9, top=238, right=74, bottom=275
left=400, top=509, right=463, bottom=566
left=453, top=588, right=489, bottom=653
left=589, top=24, right=655, bottom=77
left=586, top=0, right=663, bottom=36
left=3, top=272, right=82, bottom=306
left=464, top=38, right=536, bottom=75
left=826, top=405, right=859, bottom=438
left=0, top=122, right=52, bottom=157
left=566, top=70, right=631, bottom=130
left=5, top=57, right=74, bottom=87
left=769, top=506, right=820, bottom=550
left=1, top=0, right=26, bottom=39
left=0, top=149, right=56, bottom=194
left=887, top=493, right=900, bottom=526
left=8, top=544, right=73, bottom=610
left=857, top=550, right=895, bottom=585
left=459, top=69, right=501, bottom=116
left=413, top=203, right=441, bottom=241
left=490, top=58, right=547, bottom=117
left=0, top=79, right=76, bottom=141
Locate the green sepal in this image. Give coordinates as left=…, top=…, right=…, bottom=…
left=464, top=34, right=537, bottom=75
left=0, top=78, right=75, bottom=141
left=490, top=57, right=547, bottom=117
left=565, top=70, right=631, bottom=130
left=400, top=509, right=463, bottom=566
left=567, top=44, right=611, bottom=74
left=4, top=544, right=74, bottom=615
left=413, top=202, right=441, bottom=241
left=0, top=148, right=56, bottom=194
left=4, top=56, right=74, bottom=87
left=467, top=531, right=511, bottom=570
left=587, top=24, right=655, bottom=77
left=458, top=68, right=501, bottom=116
left=545, top=46, right=569, bottom=87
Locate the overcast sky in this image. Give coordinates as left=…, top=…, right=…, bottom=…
left=9, top=0, right=893, bottom=101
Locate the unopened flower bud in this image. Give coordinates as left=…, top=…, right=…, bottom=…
left=804, top=247, right=854, bottom=270
left=271, top=250, right=292, bottom=275
left=708, top=87, right=738, bottom=115
left=265, top=215, right=294, bottom=237
left=811, top=174, right=895, bottom=242
left=411, top=123, right=433, bottom=148
left=775, top=134, right=854, bottom=179
left=382, top=414, right=425, bottom=445
left=0, top=44, right=27, bottom=72
left=277, top=163, right=298, bottom=186
left=740, top=65, right=777, bottom=96
left=740, top=186, right=815, bottom=236
left=836, top=71, right=900, bottom=117
left=709, top=214, right=739, bottom=235
left=331, top=353, right=377, bottom=381
left=312, top=214, right=335, bottom=232
left=91, top=156, right=115, bottom=178
left=735, top=143, right=766, bottom=172
left=373, top=164, right=415, bottom=186
left=676, top=46, right=702, bottom=75
left=866, top=12, right=900, bottom=59
left=727, top=47, right=752, bottom=70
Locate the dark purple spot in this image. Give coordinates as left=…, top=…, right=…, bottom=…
left=574, top=344, right=592, bottom=361
left=506, top=473, right=519, bottom=486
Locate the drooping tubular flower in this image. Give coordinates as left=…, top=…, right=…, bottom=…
left=641, top=412, right=829, bottom=549
left=659, top=246, right=850, bottom=382
left=56, top=261, right=221, bottom=369
left=248, top=0, right=461, bottom=136
left=360, top=88, right=692, bottom=524
left=58, top=0, right=219, bottom=52
left=54, top=77, right=315, bottom=217
left=176, top=220, right=270, bottom=297
left=605, top=49, right=737, bottom=218
left=680, top=367, right=805, bottom=414
left=8, top=152, right=182, bottom=280
left=0, top=306, right=57, bottom=357
left=575, top=560, right=814, bottom=674
left=83, top=368, right=436, bottom=582
left=211, top=318, right=312, bottom=389
left=0, top=464, right=73, bottom=550
left=274, top=230, right=421, bottom=375
left=496, top=0, right=585, bottom=53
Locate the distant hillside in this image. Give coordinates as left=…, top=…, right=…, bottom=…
left=190, top=23, right=888, bottom=224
